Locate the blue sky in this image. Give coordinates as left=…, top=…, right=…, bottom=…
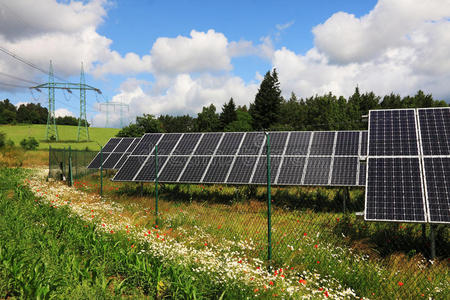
left=0, top=0, right=449, bottom=127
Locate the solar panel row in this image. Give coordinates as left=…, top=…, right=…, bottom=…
left=365, top=107, right=450, bottom=224
left=112, top=131, right=368, bottom=186
left=87, top=137, right=140, bottom=170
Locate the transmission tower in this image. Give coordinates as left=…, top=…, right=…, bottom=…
left=77, top=63, right=89, bottom=141
left=99, top=100, right=129, bottom=128
left=45, top=60, right=58, bottom=141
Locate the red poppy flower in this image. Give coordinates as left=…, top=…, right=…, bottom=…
left=299, top=279, right=306, bottom=285
left=398, top=281, right=404, bottom=286
left=269, top=281, right=274, bottom=286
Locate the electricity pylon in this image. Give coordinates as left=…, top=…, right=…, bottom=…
left=31, top=61, right=102, bottom=141
left=45, top=60, right=58, bottom=141
left=77, top=63, right=89, bottom=141
left=99, top=100, right=129, bottom=128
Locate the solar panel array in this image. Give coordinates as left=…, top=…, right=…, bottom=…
left=87, top=137, right=140, bottom=170
left=112, top=131, right=368, bottom=186
left=365, top=107, right=450, bottom=224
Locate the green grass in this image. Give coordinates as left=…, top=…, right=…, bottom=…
left=0, top=124, right=119, bottom=150
left=0, top=168, right=263, bottom=299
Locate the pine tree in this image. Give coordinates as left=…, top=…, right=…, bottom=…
left=249, top=69, right=282, bottom=130
left=219, top=98, right=237, bottom=129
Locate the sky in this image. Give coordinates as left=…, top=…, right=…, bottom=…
left=0, top=0, right=449, bottom=128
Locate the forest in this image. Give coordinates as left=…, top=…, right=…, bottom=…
left=117, top=69, right=449, bottom=136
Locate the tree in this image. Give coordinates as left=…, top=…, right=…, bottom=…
left=116, top=124, right=145, bottom=137
left=20, top=137, right=39, bottom=150
left=195, top=104, right=221, bottom=132
left=277, top=92, right=308, bottom=130
left=136, top=114, right=163, bottom=133
left=219, top=98, right=237, bottom=129
left=159, top=115, right=195, bottom=133
left=224, top=109, right=253, bottom=132
left=0, top=132, right=5, bottom=148
left=0, top=99, right=17, bottom=124
left=249, top=69, right=282, bottom=130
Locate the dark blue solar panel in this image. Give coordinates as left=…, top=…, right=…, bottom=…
left=359, top=163, right=366, bottom=186
left=303, top=157, right=331, bottom=185
left=159, top=156, right=189, bottom=182
left=424, top=157, right=450, bottom=223
left=128, top=138, right=140, bottom=152
left=113, top=156, right=147, bottom=181
left=309, top=132, right=335, bottom=155
left=330, top=157, right=357, bottom=185
left=251, top=156, right=282, bottom=184
left=227, top=156, right=258, bottom=183
left=132, top=133, right=162, bottom=155
left=238, top=132, right=265, bottom=155
left=369, top=110, right=418, bottom=156
left=335, top=132, right=359, bottom=155
left=173, top=133, right=202, bottom=155
left=194, top=133, right=222, bottom=155
left=285, top=132, right=311, bottom=155
left=102, top=153, right=123, bottom=169
left=365, top=158, right=425, bottom=222
left=360, top=131, right=368, bottom=156
left=156, top=134, right=182, bottom=155
left=277, top=156, right=306, bottom=185
left=202, top=156, right=234, bottom=183
left=113, top=138, right=134, bottom=153
left=262, top=132, right=288, bottom=155
left=135, top=156, right=168, bottom=182
left=103, top=138, right=121, bottom=152
left=115, top=153, right=129, bottom=169
left=418, top=108, right=450, bottom=156
left=87, top=152, right=111, bottom=169
left=179, top=156, right=212, bottom=182
left=216, top=132, right=244, bottom=155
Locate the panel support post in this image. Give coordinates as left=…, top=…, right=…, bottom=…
left=430, top=224, right=436, bottom=260
left=422, top=224, right=427, bottom=245
left=140, top=182, right=143, bottom=197
left=100, top=146, right=103, bottom=197
left=344, top=187, right=350, bottom=214
left=48, top=145, right=51, bottom=181
left=68, top=146, right=73, bottom=187
left=155, top=144, right=159, bottom=226
left=265, top=132, right=272, bottom=264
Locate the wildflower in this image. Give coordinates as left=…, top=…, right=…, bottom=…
left=317, top=261, right=320, bottom=264
left=314, top=244, right=318, bottom=248
left=303, top=232, right=307, bottom=236
left=254, top=288, right=259, bottom=293
left=324, top=290, right=329, bottom=297
left=398, top=281, right=404, bottom=286
left=299, top=279, right=306, bottom=285
left=110, top=230, right=114, bottom=234
left=131, top=244, right=134, bottom=248
left=269, top=281, right=274, bottom=286
left=204, top=242, right=208, bottom=246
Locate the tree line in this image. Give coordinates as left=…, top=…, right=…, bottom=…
left=0, top=99, right=89, bottom=127
left=117, top=69, right=448, bottom=136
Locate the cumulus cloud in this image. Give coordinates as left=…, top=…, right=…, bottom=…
left=55, top=108, right=75, bottom=117
left=274, top=0, right=450, bottom=100
left=93, top=75, right=258, bottom=127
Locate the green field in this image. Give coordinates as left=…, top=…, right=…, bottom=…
left=0, top=124, right=120, bottom=150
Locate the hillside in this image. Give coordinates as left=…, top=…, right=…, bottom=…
left=0, top=124, right=120, bottom=150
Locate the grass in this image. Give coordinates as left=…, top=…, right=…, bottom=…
left=0, top=124, right=119, bottom=150
left=73, top=173, right=449, bottom=299
left=0, top=168, right=263, bottom=299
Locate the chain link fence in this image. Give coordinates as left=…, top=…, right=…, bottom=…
left=48, top=146, right=98, bottom=181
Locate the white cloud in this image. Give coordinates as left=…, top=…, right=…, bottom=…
left=55, top=108, right=74, bottom=117
left=274, top=0, right=450, bottom=100
left=276, top=21, right=295, bottom=31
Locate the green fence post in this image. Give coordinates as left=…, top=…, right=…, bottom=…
left=48, top=145, right=51, bottom=181
left=155, top=144, right=159, bottom=226
left=265, top=132, right=272, bottom=263
left=100, top=146, right=103, bottom=197
left=68, top=146, right=73, bottom=186
left=63, top=147, right=66, bottom=179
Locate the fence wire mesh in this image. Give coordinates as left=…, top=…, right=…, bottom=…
left=48, top=147, right=98, bottom=181
left=56, top=141, right=449, bottom=299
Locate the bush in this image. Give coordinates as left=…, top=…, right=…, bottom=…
left=6, top=139, right=14, bottom=147
left=0, top=132, right=5, bottom=148
left=20, top=137, right=39, bottom=150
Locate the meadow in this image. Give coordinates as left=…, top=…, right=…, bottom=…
left=0, top=148, right=449, bottom=299
left=0, top=124, right=119, bottom=150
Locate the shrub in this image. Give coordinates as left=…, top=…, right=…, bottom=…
left=20, top=137, right=39, bottom=150
left=0, top=132, right=5, bottom=148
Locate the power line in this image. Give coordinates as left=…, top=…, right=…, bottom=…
left=0, top=46, right=68, bottom=82
left=0, top=71, right=39, bottom=85
left=0, top=81, right=29, bottom=89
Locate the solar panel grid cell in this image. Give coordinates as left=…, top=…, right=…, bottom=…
left=113, top=156, right=147, bottom=181
left=238, top=132, right=265, bottom=155
left=173, top=133, right=202, bottom=155
left=135, top=156, right=168, bottom=182
left=113, top=138, right=134, bottom=153
left=102, top=153, right=123, bottom=169
left=309, top=132, right=335, bottom=155
left=87, top=152, right=111, bottom=169
left=227, top=156, right=258, bottom=183
left=303, top=157, right=332, bottom=185
left=132, top=133, right=162, bottom=155
left=276, top=156, right=306, bottom=185
left=179, top=156, right=212, bottom=182
left=285, top=132, right=311, bottom=155
left=419, top=108, right=450, bottom=156
left=157, top=134, right=182, bottom=155
left=194, top=133, right=222, bottom=155
left=102, top=138, right=121, bottom=152
left=216, top=132, right=244, bottom=155
left=423, top=157, right=450, bottom=223
left=331, top=157, right=358, bottom=185
left=202, top=156, right=234, bottom=183
left=335, top=132, right=359, bottom=155
left=158, top=156, right=189, bottom=182
left=251, top=156, right=282, bottom=184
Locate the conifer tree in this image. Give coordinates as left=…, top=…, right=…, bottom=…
left=219, top=98, right=237, bottom=129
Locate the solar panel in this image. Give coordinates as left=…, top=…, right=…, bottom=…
left=418, top=107, right=450, bottom=155
left=102, top=138, right=121, bottom=152
left=358, top=163, right=366, bottom=186
left=113, top=156, right=147, bottom=181
left=331, top=157, right=358, bottom=186
left=115, top=153, right=130, bottom=169
left=202, top=156, right=234, bottom=183
left=365, top=157, right=426, bottom=222
left=135, top=156, right=168, bottom=182
left=369, top=109, right=418, bottom=156
left=110, top=130, right=367, bottom=186
left=360, top=131, right=368, bottom=156
left=113, top=138, right=134, bottom=153
left=310, top=132, right=335, bottom=155
left=423, top=158, right=450, bottom=224
left=102, top=153, right=123, bottom=169
left=87, top=152, right=111, bottom=169
left=276, top=156, right=306, bottom=185
left=303, top=157, right=332, bottom=185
